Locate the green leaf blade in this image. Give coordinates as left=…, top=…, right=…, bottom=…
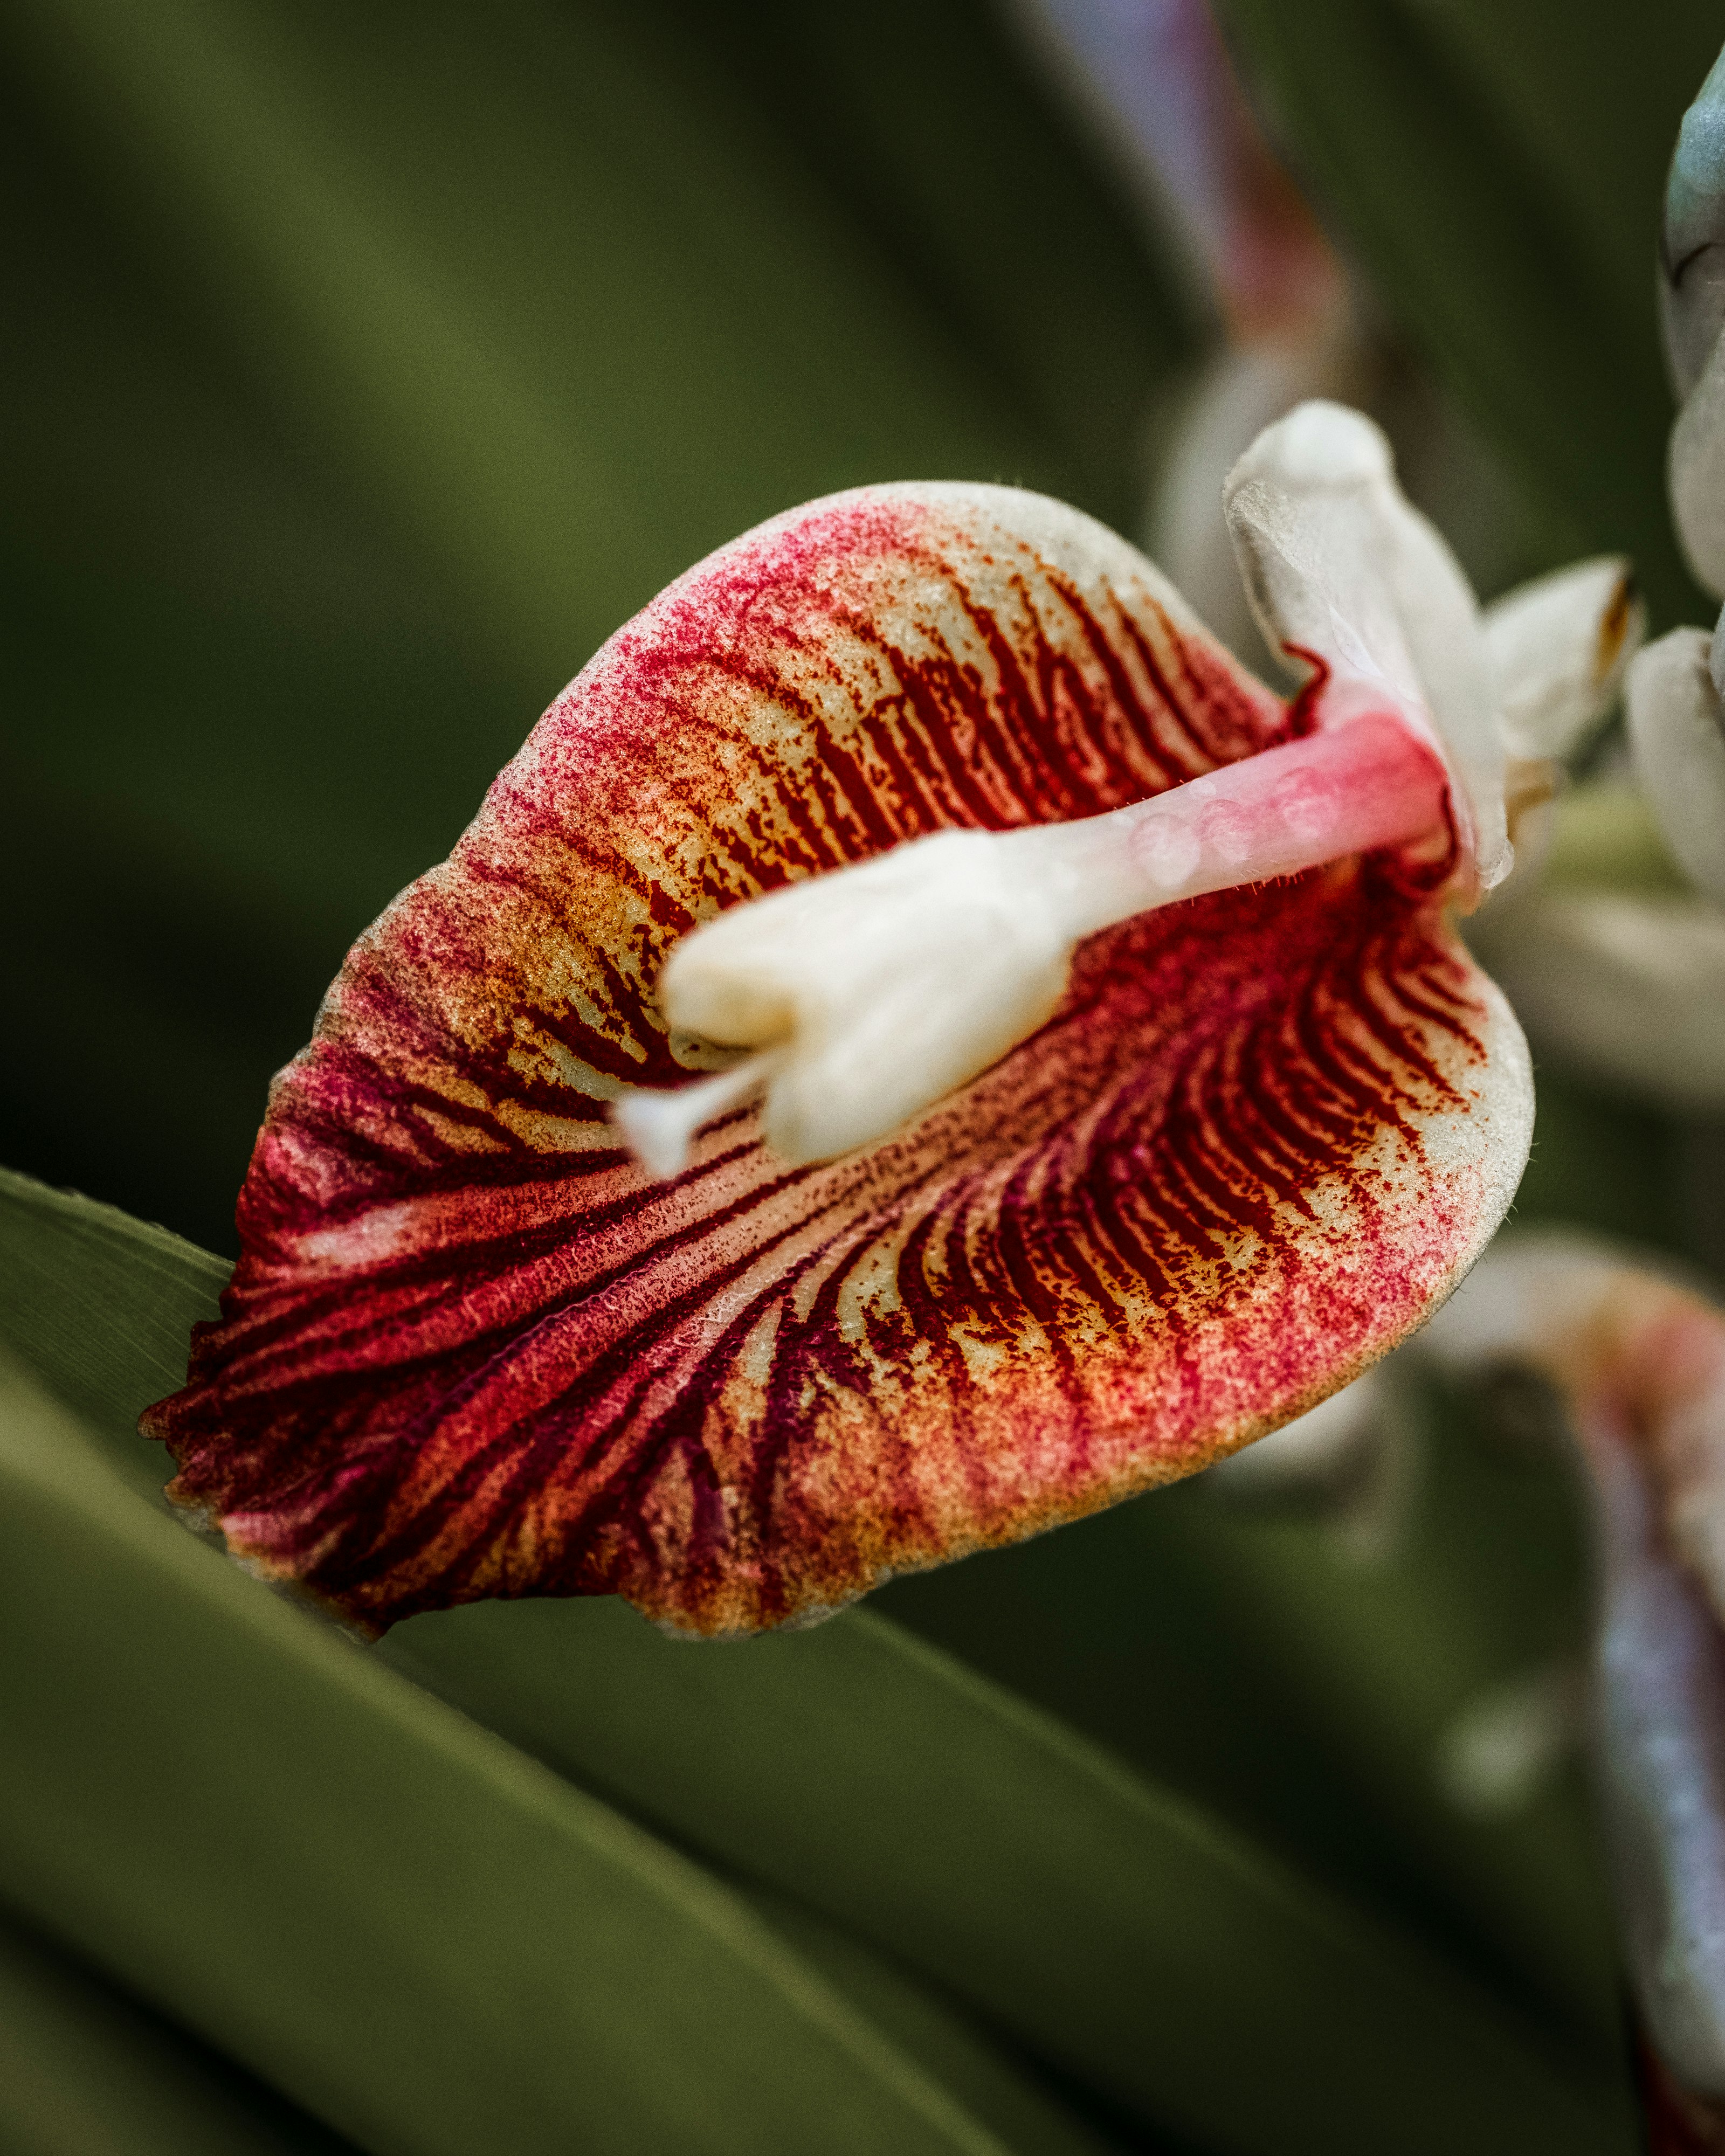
left=0, top=1353, right=1020, bottom=2156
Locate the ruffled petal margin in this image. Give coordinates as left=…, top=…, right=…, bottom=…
left=143, top=483, right=1532, bottom=1635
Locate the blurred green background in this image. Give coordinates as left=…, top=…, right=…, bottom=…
left=5, top=2, right=1725, bottom=2150
left=1, top=0, right=1195, bottom=1253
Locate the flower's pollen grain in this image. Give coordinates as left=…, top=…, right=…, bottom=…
left=140, top=482, right=1518, bottom=1639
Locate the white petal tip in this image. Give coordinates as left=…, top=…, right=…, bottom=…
left=1223, top=399, right=1391, bottom=499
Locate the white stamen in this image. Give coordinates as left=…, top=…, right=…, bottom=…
left=1272, top=770, right=1341, bottom=846
left=615, top=711, right=1445, bottom=1176
left=609, top=405, right=1638, bottom=1180
left=1199, top=797, right=1255, bottom=866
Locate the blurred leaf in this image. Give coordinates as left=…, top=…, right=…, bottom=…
left=880, top=1421, right=1626, bottom=2063
left=6, top=0, right=1075, bottom=669
left=1215, top=0, right=1719, bottom=625
left=1539, top=780, right=1691, bottom=896
left=0, top=1167, right=226, bottom=1504
left=1155, top=1407, right=1616, bottom=2048
left=649, top=0, right=1203, bottom=510
left=1513, top=1066, right=1688, bottom=1253
left=1, top=1173, right=1637, bottom=2154
left=388, top=1597, right=1625, bottom=2156
left=0, top=1347, right=1047, bottom=2156
left=0, top=1905, right=360, bottom=2156
left=740, top=1892, right=1117, bottom=2156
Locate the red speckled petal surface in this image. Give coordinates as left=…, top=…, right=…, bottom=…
left=143, top=483, right=1530, bottom=1635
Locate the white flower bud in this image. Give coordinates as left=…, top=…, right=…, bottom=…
left=1627, top=626, right=1725, bottom=907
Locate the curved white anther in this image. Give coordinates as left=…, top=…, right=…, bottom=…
left=646, top=829, right=1073, bottom=1170
left=611, top=1050, right=782, bottom=1181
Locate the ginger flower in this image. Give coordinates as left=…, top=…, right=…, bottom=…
left=145, top=402, right=1626, bottom=1639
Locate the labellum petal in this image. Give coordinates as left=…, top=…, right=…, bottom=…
left=143, top=482, right=1531, bottom=1636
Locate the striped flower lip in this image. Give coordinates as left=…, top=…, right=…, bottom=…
left=144, top=405, right=1586, bottom=1639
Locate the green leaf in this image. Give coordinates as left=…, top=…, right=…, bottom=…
left=1215, top=0, right=1719, bottom=625
left=0, top=1167, right=226, bottom=1505
left=1149, top=1430, right=1618, bottom=2048
left=740, top=1892, right=1116, bottom=2156
left=0, top=1904, right=362, bottom=2156
left=0, top=1349, right=1040, bottom=2156
left=388, top=1597, right=1629, bottom=2156
left=879, top=1448, right=1623, bottom=2056
left=0, top=1169, right=1639, bottom=2152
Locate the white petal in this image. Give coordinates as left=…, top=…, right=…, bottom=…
left=1224, top=401, right=1510, bottom=888
left=1481, top=557, right=1644, bottom=763
left=1627, top=627, right=1725, bottom=906
left=1148, top=337, right=1355, bottom=669
left=1470, top=886, right=1725, bottom=1112
left=1671, top=329, right=1725, bottom=599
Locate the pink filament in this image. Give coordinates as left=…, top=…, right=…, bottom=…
left=1124, top=711, right=1448, bottom=900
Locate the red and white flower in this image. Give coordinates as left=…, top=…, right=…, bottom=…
left=145, top=401, right=1630, bottom=1639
